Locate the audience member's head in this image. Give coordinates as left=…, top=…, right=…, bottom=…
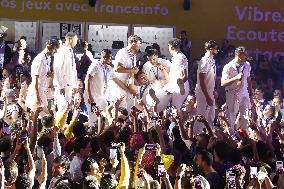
left=41, top=115, right=55, bottom=128
left=74, top=137, right=91, bottom=157
left=213, top=141, right=230, bottom=163
left=72, top=121, right=87, bottom=138
left=52, top=156, right=70, bottom=177
left=195, top=150, right=214, bottom=169
left=81, top=157, right=99, bottom=177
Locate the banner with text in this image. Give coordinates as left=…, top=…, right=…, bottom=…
left=0, top=0, right=283, bottom=60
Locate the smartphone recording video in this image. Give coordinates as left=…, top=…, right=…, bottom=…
left=276, top=161, right=283, bottom=174
left=157, top=163, right=165, bottom=177
left=227, top=172, right=236, bottom=189
left=110, top=143, right=120, bottom=159
left=250, top=167, right=257, bottom=179
left=185, top=165, right=193, bottom=177
left=110, top=148, right=117, bottom=159
left=20, top=130, right=28, bottom=144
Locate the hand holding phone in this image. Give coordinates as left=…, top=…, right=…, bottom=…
left=157, top=163, right=165, bottom=178
left=110, top=143, right=120, bottom=159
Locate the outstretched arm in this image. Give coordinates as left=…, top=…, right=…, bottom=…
left=38, top=152, right=47, bottom=189
left=117, top=143, right=130, bottom=189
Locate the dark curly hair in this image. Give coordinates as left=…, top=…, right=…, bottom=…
left=168, top=38, right=181, bottom=51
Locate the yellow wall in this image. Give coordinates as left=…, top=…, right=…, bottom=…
left=0, top=0, right=283, bottom=59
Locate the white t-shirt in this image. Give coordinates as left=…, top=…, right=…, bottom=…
left=164, top=52, right=188, bottom=93
left=143, top=58, right=171, bottom=84
left=30, top=52, right=50, bottom=91
left=170, top=52, right=188, bottom=81
left=137, top=84, right=150, bottom=103
left=221, top=59, right=251, bottom=96
left=113, top=48, right=136, bottom=83
left=53, top=45, right=77, bottom=89
left=87, top=60, right=115, bottom=98
left=196, top=54, right=216, bottom=96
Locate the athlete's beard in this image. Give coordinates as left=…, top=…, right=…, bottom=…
left=212, top=51, right=218, bottom=58
left=102, top=61, right=111, bottom=66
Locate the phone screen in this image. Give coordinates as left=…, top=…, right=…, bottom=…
left=157, top=163, right=165, bottom=177
left=194, top=178, right=203, bottom=189
left=250, top=167, right=257, bottom=179
left=110, top=148, right=117, bottom=159
left=227, top=173, right=236, bottom=189
left=276, top=161, right=283, bottom=174
left=20, top=131, right=28, bottom=143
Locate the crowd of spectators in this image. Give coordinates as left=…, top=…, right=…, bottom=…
left=0, top=26, right=284, bottom=189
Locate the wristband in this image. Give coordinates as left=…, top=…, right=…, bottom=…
left=176, top=176, right=181, bottom=180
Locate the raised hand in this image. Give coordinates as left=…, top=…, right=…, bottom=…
left=118, top=143, right=125, bottom=154
left=176, top=164, right=186, bottom=177
left=110, top=157, right=119, bottom=169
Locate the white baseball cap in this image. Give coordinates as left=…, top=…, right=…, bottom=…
left=0, top=26, right=8, bottom=34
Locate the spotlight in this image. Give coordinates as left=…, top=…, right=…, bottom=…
left=184, top=0, right=190, bottom=10
left=89, top=0, right=96, bottom=7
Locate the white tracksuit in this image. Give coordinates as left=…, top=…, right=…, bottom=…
left=26, top=52, right=50, bottom=111
left=143, top=59, right=171, bottom=110
left=222, top=59, right=251, bottom=134
left=108, top=48, right=136, bottom=112
left=195, top=54, right=216, bottom=134
left=53, top=45, right=78, bottom=119
left=85, top=60, right=115, bottom=127
left=158, top=52, right=190, bottom=111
